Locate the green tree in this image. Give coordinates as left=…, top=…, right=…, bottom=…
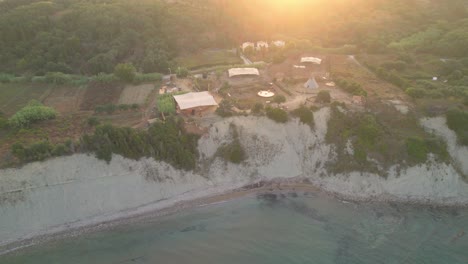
left=316, top=90, right=331, bottom=103
left=273, top=95, right=286, bottom=106
left=114, top=63, right=136, bottom=82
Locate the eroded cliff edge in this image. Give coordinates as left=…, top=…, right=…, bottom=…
left=1, top=107, right=467, bottom=247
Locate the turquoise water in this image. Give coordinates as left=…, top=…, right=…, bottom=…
left=2, top=191, right=468, bottom=264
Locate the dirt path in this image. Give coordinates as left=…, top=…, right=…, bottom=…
left=133, top=88, right=158, bottom=129
left=240, top=54, right=253, bottom=65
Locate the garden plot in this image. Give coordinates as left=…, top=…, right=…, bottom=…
left=118, top=84, right=154, bottom=105
left=43, top=86, right=86, bottom=114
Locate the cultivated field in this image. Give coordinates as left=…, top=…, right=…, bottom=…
left=0, top=83, right=51, bottom=116
left=118, top=84, right=154, bottom=105
left=43, top=86, right=87, bottom=113
left=80, top=82, right=124, bottom=111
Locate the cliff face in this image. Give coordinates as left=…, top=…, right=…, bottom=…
left=1, top=107, right=467, bottom=247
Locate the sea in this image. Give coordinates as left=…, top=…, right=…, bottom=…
left=1, top=191, right=467, bottom=264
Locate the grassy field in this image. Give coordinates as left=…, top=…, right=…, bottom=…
left=176, top=49, right=242, bottom=70
left=0, top=83, right=51, bottom=116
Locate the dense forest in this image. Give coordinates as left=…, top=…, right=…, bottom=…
left=0, top=0, right=467, bottom=75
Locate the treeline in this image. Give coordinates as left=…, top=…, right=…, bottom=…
left=0, top=0, right=231, bottom=75
left=81, top=117, right=199, bottom=170
left=1, top=0, right=467, bottom=75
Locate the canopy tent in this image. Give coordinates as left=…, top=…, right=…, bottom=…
left=256, top=41, right=269, bottom=50
left=304, top=78, right=319, bottom=89
left=272, top=40, right=286, bottom=47
left=242, top=42, right=255, bottom=51
left=301, top=57, right=322, bottom=64
left=228, top=68, right=260, bottom=78
left=173, top=92, right=218, bottom=110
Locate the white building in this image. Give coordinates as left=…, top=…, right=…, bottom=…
left=272, top=40, right=286, bottom=48
left=228, top=68, right=260, bottom=78
left=173, top=92, right=218, bottom=114
left=301, top=57, right=322, bottom=64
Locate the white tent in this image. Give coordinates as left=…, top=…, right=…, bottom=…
left=228, top=68, right=260, bottom=78
left=301, top=57, right=322, bottom=64
left=242, top=42, right=255, bottom=51
left=304, top=78, right=319, bottom=89
left=256, top=41, right=269, bottom=50
left=272, top=40, right=286, bottom=47
left=173, top=92, right=218, bottom=110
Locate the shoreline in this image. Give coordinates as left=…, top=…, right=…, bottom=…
left=2, top=178, right=467, bottom=257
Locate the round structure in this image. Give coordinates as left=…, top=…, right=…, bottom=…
left=257, top=90, right=275, bottom=98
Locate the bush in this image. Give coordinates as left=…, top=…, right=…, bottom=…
left=380, top=61, right=407, bottom=71
left=316, top=90, right=331, bottom=103
left=406, top=137, right=428, bottom=163
left=134, top=73, right=163, bottom=83
left=219, top=81, right=231, bottom=95
left=157, top=94, right=176, bottom=114
left=446, top=109, right=468, bottom=146
left=176, top=67, right=189, bottom=78
left=45, top=72, right=72, bottom=85
left=114, top=63, right=136, bottom=82
left=0, top=112, right=8, bottom=130
left=90, top=73, right=116, bottom=83
left=266, top=107, right=288, bottom=123
left=87, top=117, right=100, bottom=127
left=273, top=95, right=286, bottom=105
left=216, top=100, right=234, bottom=117
left=291, top=105, right=314, bottom=127
left=9, top=100, right=57, bottom=128
left=12, top=141, right=53, bottom=162
left=217, top=140, right=246, bottom=164
left=335, top=78, right=367, bottom=96
left=252, top=103, right=264, bottom=114
left=406, top=87, right=427, bottom=99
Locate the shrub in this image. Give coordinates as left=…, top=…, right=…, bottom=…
left=9, top=100, right=57, bottom=128
left=87, top=117, right=100, bottom=127
left=335, top=78, right=367, bottom=96
left=0, top=73, right=15, bottom=83
left=406, top=137, right=428, bottom=163
left=316, top=90, right=331, bottom=103
left=134, top=73, right=163, bottom=83
left=90, top=73, right=116, bottom=83
left=216, top=100, right=234, bottom=117
left=114, top=63, right=136, bottom=82
left=252, top=103, right=264, bottom=114
left=157, top=94, right=176, bottom=114
left=266, top=107, right=288, bottom=123
left=176, top=67, right=190, bottom=78
left=380, top=61, right=407, bottom=71
left=291, top=105, right=314, bottom=127
left=52, top=144, right=69, bottom=156
left=219, top=81, right=231, bottom=95
left=0, top=112, right=8, bottom=130
left=217, top=140, right=246, bottom=164
left=446, top=109, right=468, bottom=146
left=12, top=141, right=53, bottom=162
left=273, top=95, right=286, bottom=105
left=405, top=87, right=426, bottom=99
left=45, top=72, right=72, bottom=85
